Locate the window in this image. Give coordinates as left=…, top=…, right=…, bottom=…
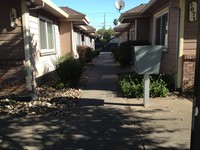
left=39, top=17, right=56, bottom=55
left=155, top=13, right=168, bottom=46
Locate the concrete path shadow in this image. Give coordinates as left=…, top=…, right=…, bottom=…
left=0, top=52, right=143, bottom=150
left=54, top=52, right=144, bottom=149
left=0, top=52, right=192, bottom=150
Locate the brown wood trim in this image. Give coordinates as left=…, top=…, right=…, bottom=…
left=0, top=33, right=22, bottom=41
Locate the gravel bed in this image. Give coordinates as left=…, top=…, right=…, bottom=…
left=0, top=64, right=94, bottom=118
left=0, top=85, right=83, bottom=118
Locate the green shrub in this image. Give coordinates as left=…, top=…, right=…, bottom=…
left=112, top=47, right=119, bottom=62
left=150, top=75, right=169, bottom=97
left=85, top=47, right=93, bottom=62
left=119, top=73, right=169, bottom=98
left=119, top=74, right=143, bottom=98
left=53, top=55, right=84, bottom=87
left=92, top=49, right=101, bottom=58
left=77, top=46, right=93, bottom=63
left=118, top=40, right=151, bottom=66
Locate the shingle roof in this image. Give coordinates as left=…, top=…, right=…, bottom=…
left=60, top=6, right=90, bottom=25
left=60, top=7, right=85, bottom=15
left=118, top=3, right=148, bottom=23
left=125, top=4, right=147, bottom=14
left=114, top=23, right=130, bottom=32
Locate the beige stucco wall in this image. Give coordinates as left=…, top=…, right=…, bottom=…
left=59, top=21, right=73, bottom=56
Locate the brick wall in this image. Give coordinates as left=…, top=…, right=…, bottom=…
left=182, top=55, right=196, bottom=92
left=0, top=60, right=27, bottom=96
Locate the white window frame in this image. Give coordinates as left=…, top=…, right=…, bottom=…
left=39, top=16, right=56, bottom=56
left=152, top=7, right=169, bottom=51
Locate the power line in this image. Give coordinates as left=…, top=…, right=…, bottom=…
left=86, top=12, right=118, bottom=15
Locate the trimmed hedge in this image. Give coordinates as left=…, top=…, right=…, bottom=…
left=92, top=49, right=101, bottom=58
left=77, top=45, right=93, bottom=63
left=53, top=55, right=84, bottom=87
left=112, top=46, right=119, bottom=62
left=118, top=40, right=151, bottom=66
left=77, top=45, right=101, bottom=63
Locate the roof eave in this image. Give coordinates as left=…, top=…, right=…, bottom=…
left=119, top=14, right=150, bottom=23
left=75, top=25, right=87, bottom=31
left=59, top=15, right=89, bottom=25
left=33, top=0, right=69, bottom=18
left=118, top=14, right=123, bottom=22
left=114, top=27, right=127, bottom=32
left=85, top=16, right=90, bottom=24
left=119, top=12, right=142, bottom=23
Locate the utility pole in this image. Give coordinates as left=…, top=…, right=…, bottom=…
left=103, top=13, right=106, bottom=29
left=190, top=0, right=200, bottom=149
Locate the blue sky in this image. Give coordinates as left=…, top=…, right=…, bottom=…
left=51, top=0, right=150, bottom=30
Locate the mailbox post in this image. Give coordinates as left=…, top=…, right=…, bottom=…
left=144, top=74, right=150, bottom=106
left=133, top=45, right=163, bottom=107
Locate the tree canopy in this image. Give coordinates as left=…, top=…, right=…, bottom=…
left=96, top=27, right=114, bottom=44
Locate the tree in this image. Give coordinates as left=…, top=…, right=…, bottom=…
left=96, top=27, right=114, bottom=44
left=113, top=19, right=118, bottom=26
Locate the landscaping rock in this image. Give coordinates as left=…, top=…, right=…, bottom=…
left=0, top=86, right=83, bottom=118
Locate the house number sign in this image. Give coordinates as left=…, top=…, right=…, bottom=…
left=189, top=0, right=197, bottom=23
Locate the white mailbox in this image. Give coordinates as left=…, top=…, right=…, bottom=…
left=132, top=45, right=163, bottom=74
left=132, top=45, right=163, bottom=107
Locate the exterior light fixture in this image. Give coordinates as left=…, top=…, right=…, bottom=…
left=9, top=8, right=18, bottom=28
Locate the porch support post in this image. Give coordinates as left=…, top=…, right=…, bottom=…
left=177, top=0, right=185, bottom=89
left=71, top=23, right=79, bottom=59
left=21, top=0, right=34, bottom=96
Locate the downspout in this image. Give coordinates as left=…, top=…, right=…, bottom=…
left=21, top=0, right=34, bottom=98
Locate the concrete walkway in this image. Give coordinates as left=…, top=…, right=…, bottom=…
left=55, top=52, right=192, bottom=149
left=0, top=52, right=192, bottom=150
left=55, top=52, right=144, bottom=149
